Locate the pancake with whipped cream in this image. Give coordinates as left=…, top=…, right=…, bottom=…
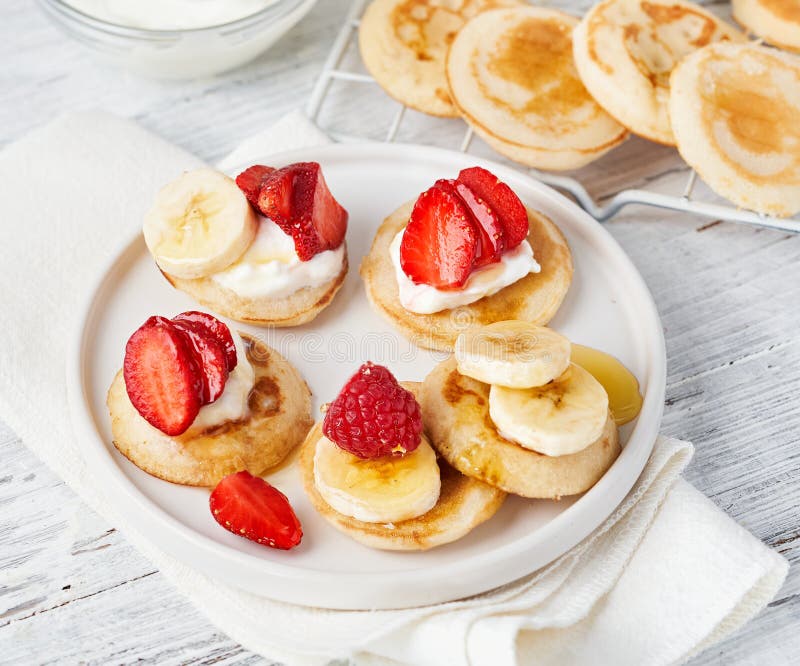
left=359, top=0, right=521, bottom=117
left=108, top=330, right=312, bottom=487
left=733, top=0, right=800, bottom=52
left=669, top=42, right=800, bottom=217
left=573, top=0, right=744, bottom=145
left=145, top=164, right=348, bottom=327
left=165, top=229, right=348, bottom=327
left=360, top=167, right=573, bottom=352
left=446, top=6, right=628, bottom=170
left=300, top=377, right=506, bottom=551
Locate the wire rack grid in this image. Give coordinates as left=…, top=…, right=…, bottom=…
left=307, top=0, right=800, bottom=234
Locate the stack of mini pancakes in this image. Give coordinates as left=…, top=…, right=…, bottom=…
left=359, top=0, right=800, bottom=217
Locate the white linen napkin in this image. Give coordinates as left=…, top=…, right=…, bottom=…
left=0, top=111, right=787, bottom=666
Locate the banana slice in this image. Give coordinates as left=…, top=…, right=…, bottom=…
left=489, top=363, right=609, bottom=456
left=313, top=434, right=441, bottom=524
left=455, top=321, right=571, bottom=389
left=143, top=168, right=257, bottom=280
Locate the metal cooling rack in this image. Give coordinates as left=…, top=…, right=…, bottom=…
left=307, top=0, right=800, bottom=233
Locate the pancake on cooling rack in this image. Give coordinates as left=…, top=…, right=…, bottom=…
left=572, top=0, right=744, bottom=146
left=421, top=321, right=641, bottom=499
left=358, top=0, right=522, bottom=117
left=733, top=0, right=800, bottom=53
left=107, top=311, right=312, bottom=486
left=446, top=6, right=627, bottom=170
left=144, top=164, right=349, bottom=327
left=361, top=165, right=572, bottom=351
left=669, top=42, right=800, bottom=218
left=299, top=366, right=506, bottom=550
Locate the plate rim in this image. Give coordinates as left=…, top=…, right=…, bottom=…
left=67, top=141, right=666, bottom=608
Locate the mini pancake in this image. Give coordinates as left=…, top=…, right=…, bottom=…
left=733, top=0, right=800, bottom=53
left=163, top=249, right=348, bottom=327
left=299, top=383, right=506, bottom=551
left=669, top=42, right=800, bottom=217
left=107, top=334, right=313, bottom=487
left=446, top=7, right=628, bottom=170
left=360, top=200, right=573, bottom=352
left=359, top=0, right=521, bottom=117
left=421, top=358, right=620, bottom=498
left=573, top=0, right=744, bottom=145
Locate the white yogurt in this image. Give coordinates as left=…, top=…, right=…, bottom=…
left=389, top=229, right=541, bottom=314
left=63, top=0, right=275, bottom=30
left=187, top=332, right=255, bottom=433
left=211, top=217, right=345, bottom=300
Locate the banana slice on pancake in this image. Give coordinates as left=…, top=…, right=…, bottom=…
left=143, top=168, right=257, bottom=280
left=359, top=0, right=521, bottom=117
left=489, top=363, right=610, bottom=457
left=313, top=434, right=441, bottom=523
left=573, top=0, right=744, bottom=145
left=669, top=42, right=800, bottom=217
left=455, top=320, right=571, bottom=388
left=733, top=0, right=800, bottom=53
left=446, top=6, right=627, bottom=170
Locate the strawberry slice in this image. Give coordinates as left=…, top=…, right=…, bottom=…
left=257, top=164, right=294, bottom=225
left=400, top=184, right=478, bottom=289
left=435, top=179, right=505, bottom=269
left=172, top=311, right=237, bottom=372
left=171, top=319, right=228, bottom=404
left=256, top=162, right=348, bottom=261
left=235, top=165, right=275, bottom=207
left=123, top=316, right=203, bottom=436
left=457, top=167, right=528, bottom=250
left=210, top=471, right=302, bottom=550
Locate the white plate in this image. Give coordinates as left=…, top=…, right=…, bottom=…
left=67, top=143, right=665, bottom=610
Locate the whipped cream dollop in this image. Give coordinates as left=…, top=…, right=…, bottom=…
left=187, top=332, right=255, bottom=434
left=63, top=0, right=273, bottom=30
left=389, top=229, right=541, bottom=314
left=211, top=217, right=345, bottom=300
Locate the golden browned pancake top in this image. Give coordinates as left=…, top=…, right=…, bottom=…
left=696, top=48, right=800, bottom=185
left=587, top=0, right=731, bottom=84
left=387, top=0, right=521, bottom=65
left=481, top=15, right=603, bottom=130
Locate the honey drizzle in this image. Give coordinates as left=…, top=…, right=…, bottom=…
left=571, top=344, right=643, bottom=426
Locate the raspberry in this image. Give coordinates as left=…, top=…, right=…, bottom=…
left=322, top=362, right=423, bottom=459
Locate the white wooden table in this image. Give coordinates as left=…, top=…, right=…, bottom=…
left=1, top=1, right=798, bottom=663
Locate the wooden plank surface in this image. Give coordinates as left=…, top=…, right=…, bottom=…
left=1, top=0, right=797, bottom=664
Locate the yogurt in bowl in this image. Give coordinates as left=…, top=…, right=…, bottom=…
left=39, top=0, right=318, bottom=79
left=62, top=0, right=280, bottom=30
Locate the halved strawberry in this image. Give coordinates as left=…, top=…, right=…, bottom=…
left=457, top=167, right=528, bottom=250
left=172, top=311, right=237, bottom=372
left=210, top=471, right=302, bottom=550
left=171, top=319, right=228, bottom=404
left=400, top=184, right=478, bottom=289
left=235, top=165, right=275, bottom=207
left=435, top=179, right=505, bottom=269
left=123, top=316, right=203, bottom=436
left=256, top=162, right=348, bottom=261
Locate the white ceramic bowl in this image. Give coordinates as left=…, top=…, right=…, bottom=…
left=38, top=0, right=318, bottom=79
